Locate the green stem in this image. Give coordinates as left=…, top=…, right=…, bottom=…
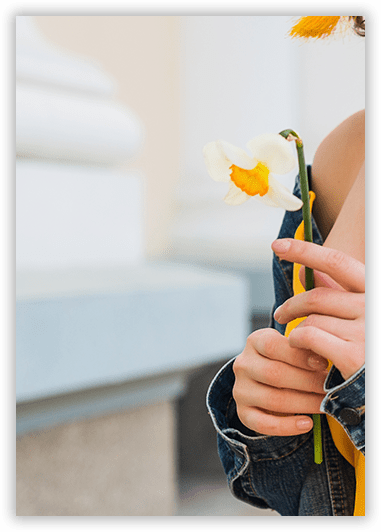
left=279, top=130, right=323, bottom=465
left=295, top=139, right=314, bottom=291
left=313, top=414, right=323, bottom=464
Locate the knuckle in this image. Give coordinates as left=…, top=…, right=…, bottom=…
left=231, top=382, right=241, bottom=403
left=307, top=288, right=323, bottom=307
left=245, top=329, right=262, bottom=349
left=304, top=314, right=319, bottom=328
left=264, top=361, right=282, bottom=387
left=298, top=328, right=318, bottom=351
left=296, top=325, right=312, bottom=343
left=232, top=355, right=241, bottom=373
left=232, top=354, right=246, bottom=377
left=232, top=380, right=249, bottom=407
left=235, top=405, right=252, bottom=430
left=245, top=328, right=283, bottom=360
left=234, top=403, right=245, bottom=421
left=353, top=319, right=364, bottom=336
left=279, top=298, right=290, bottom=314
left=262, top=334, right=277, bottom=358
left=345, top=343, right=365, bottom=373
left=326, top=248, right=346, bottom=271
left=310, top=371, right=325, bottom=393
left=249, top=328, right=267, bottom=340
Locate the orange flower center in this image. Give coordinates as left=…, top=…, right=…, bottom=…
left=230, top=162, right=270, bottom=197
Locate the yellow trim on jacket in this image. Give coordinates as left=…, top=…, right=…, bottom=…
left=284, top=191, right=364, bottom=516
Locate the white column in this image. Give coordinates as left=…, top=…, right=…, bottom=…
left=16, top=16, right=144, bottom=271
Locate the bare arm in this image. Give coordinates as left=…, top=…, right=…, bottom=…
left=312, top=109, right=365, bottom=240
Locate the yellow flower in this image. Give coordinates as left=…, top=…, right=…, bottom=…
left=289, top=16, right=344, bottom=40
left=203, top=133, right=303, bottom=211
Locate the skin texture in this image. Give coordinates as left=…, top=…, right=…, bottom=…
left=232, top=110, right=365, bottom=436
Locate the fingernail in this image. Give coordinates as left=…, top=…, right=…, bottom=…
left=308, top=355, right=328, bottom=370
left=273, top=305, right=283, bottom=322
left=272, top=239, right=291, bottom=254
left=296, top=418, right=313, bottom=431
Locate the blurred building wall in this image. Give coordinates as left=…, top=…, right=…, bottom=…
left=34, top=15, right=182, bottom=258
left=33, top=15, right=365, bottom=262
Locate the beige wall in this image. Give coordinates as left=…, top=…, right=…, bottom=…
left=34, top=15, right=182, bottom=258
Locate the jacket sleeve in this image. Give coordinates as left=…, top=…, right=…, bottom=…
left=321, top=364, right=365, bottom=455
left=206, top=358, right=336, bottom=516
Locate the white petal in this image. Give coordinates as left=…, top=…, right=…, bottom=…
left=265, top=175, right=303, bottom=211
left=246, top=133, right=296, bottom=174
left=203, top=141, right=232, bottom=182
left=219, top=140, right=255, bottom=170
left=224, top=181, right=250, bottom=205
left=253, top=194, right=281, bottom=208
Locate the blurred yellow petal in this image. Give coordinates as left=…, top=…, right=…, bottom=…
left=289, top=16, right=341, bottom=40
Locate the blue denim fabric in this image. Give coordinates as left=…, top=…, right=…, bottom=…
left=206, top=169, right=364, bottom=516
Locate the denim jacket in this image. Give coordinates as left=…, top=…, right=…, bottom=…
left=206, top=170, right=365, bottom=516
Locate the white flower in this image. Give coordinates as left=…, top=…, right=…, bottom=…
left=203, top=133, right=303, bottom=211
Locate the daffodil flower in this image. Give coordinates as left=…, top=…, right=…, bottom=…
left=203, top=133, right=303, bottom=211
left=204, top=128, right=322, bottom=464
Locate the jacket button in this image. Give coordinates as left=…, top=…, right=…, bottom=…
left=339, top=407, right=361, bottom=426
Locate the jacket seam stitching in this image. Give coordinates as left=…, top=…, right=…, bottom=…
left=325, top=427, right=346, bottom=516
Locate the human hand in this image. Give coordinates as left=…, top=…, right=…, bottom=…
left=232, top=328, right=328, bottom=436
left=272, top=238, right=365, bottom=381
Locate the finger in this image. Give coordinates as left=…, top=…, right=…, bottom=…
left=235, top=379, right=325, bottom=414
left=236, top=351, right=327, bottom=393
left=295, top=314, right=361, bottom=342
left=272, top=239, right=365, bottom=293
left=274, top=288, right=362, bottom=323
left=235, top=406, right=314, bottom=436
left=299, top=266, right=345, bottom=291
left=288, top=326, right=364, bottom=380
left=248, top=328, right=327, bottom=371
